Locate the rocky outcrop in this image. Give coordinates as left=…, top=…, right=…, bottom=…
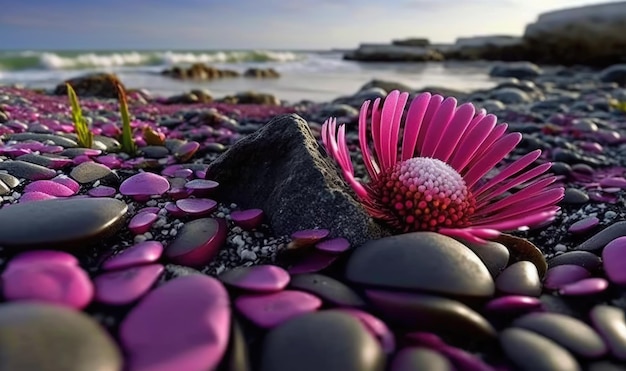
left=343, top=44, right=444, bottom=62
left=161, top=63, right=240, bottom=80
left=520, top=2, right=626, bottom=66
left=53, top=73, right=125, bottom=99
left=219, top=91, right=281, bottom=106
left=391, top=38, right=430, bottom=47
left=243, top=68, right=280, bottom=78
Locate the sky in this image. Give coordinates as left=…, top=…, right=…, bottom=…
left=0, top=0, right=617, bottom=50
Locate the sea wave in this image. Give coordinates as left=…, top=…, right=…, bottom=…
left=0, top=50, right=306, bottom=71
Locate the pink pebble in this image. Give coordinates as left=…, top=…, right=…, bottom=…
left=24, top=180, right=75, bottom=197
left=559, top=278, right=609, bottom=296
left=19, top=191, right=57, bottom=203
left=94, top=264, right=164, bottom=305
left=315, top=237, right=351, bottom=254
left=129, top=212, right=158, bottom=234
left=235, top=290, right=322, bottom=329
left=88, top=186, right=117, bottom=198
left=218, top=265, right=290, bottom=293
left=2, top=262, right=94, bottom=309
left=103, top=240, right=164, bottom=271
left=230, top=209, right=264, bottom=230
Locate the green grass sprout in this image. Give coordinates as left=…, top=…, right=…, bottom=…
left=66, top=83, right=93, bottom=149
left=115, top=82, right=137, bottom=155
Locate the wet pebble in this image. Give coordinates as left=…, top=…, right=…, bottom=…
left=119, top=171, right=170, bottom=198
left=289, top=273, right=366, bottom=308
left=559, top=278, right=609, bottom=296
left=230, top=208, right=264, bottom=230
left=70, top=161, right=116, bottom=184
left=128, top=212, right=158, bottom=234
left=568, top=216, right=600, bottom=234
left=602, top=236, right=626, bottom=286
left=543, top=264, right=591, bottom=290
left=0, top=160, right=57, bottom=180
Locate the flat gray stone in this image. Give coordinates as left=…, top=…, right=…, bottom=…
left=0, top=198, right=127, bottom=249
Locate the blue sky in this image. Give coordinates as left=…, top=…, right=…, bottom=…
left=0, top=0, right=614, bottom=50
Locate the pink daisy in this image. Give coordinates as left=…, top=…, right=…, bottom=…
left=321, top=90, right=564, bottom=244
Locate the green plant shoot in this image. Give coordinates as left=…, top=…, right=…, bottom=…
left=116, top=82, right=137, bottom=155
left=66, top=83, right=93, bottom=149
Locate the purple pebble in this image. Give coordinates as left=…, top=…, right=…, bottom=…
left=439, top=345, right=496, bottom=371
left=6, top=250, right=79, bottom=271
left=164, top=202, right=186, bottom=218
left=174, top=141, right=200, bottom=162
left=2, top=262, right=93, bottom=309
left=559, top=278, right=609, bottom=296
left=290, top=229, right=330, bottom=246
left=230, top=209, right=264, bottom=230
left=235, top=290, right=322, bottom=329
left=602, top=237, right=626, bottom=286
left=167, top=187, right=190, bottom=200
left=543, top=264, right=591, bottom=290
left=119, top=275, right=231, bottom=371
left=173, top=168, right=194, bottom=179
left=95, top=154, right=122, bottom=169
left=160, top=164, right=183, bottom=177
left=88, top=186, right=117, bottom=198
left=568, top=217, right=599, bottom=234
left=484, top=295, right=543, bottom=313
left=51, top=175, right=81, bottom=193
left=129, top=212, right=159, bottom=235
left=184, top=179, right=219, bottom=197
left=103, top=240, right=164, bottom=271
left=136, top=206, right=161, bottom=214
left=599, top=177, right=626, bottom=188
left=119, top=172, right=170, bottom=197
left=19, top=191, right=57, bottom=203
left=315, top=237, right=351, bottom=254
left=24, top=180, right=75, bottom=197
left=287, top=250, right=339, bottom=274
left=94, top=264, right=164, bottom=305
left=218, top=265, right=290, bottom=293
left=175, top=198, right=218, bottom=217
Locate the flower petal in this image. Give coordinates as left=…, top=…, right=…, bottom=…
left=401, top=92, right=431, bottom=161
left=433, top=102, right=475, bottom=162
left=421, top=97, right=457, bottom=158
left=463, top=132, right=522, bottom=188
left=448, top=114, right=496, bottom=172
left=473, top=150, right=542, bottom=198
left=358, top=100, right=380, bottom=181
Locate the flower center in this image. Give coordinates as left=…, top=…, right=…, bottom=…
left=376, top=157, right=476, bottom=232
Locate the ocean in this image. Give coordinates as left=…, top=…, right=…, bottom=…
left=0, top=50, right=501, bottom=103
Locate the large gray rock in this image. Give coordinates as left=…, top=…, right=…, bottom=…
left=205, top=114, right=390, bottom=247
left=522, top=2, right=626, bottom=66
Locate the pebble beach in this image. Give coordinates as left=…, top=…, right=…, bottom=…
left=0, top=59, right=626, bottom=371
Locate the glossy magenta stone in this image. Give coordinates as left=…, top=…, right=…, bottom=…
left=315, top=237, right=351, bottom=254
left=230, top=209, right=264, bottom=230
left=218, top=265, right=290, bottom=293
left=543, top=265, right=591, bottom=290
left=184, top=179, right=219, bottom=197
left=19, top=191, right=57, bottom=203
left=24, top=180, right=75, bottom=197
left=51, top=175, right=81, bottom=193
left=119, top=172, right=170, bottom=197
left=103, top=240, right=164, bottom=271
left=94, top=264, right=164, bottom=305
left=175, top=198, right=218, bottom=217
left=119, top=275, right=231, bottom=371
left=288, top=251, right=339, bottom=274
left=235, top=290, right=322, bottom=328
left=559, top=278, right=609, bottom=296
left=88, top=186, right=117, bottom=198
left=602, top=237, right=626, bottom=286
left=128, top=212, right=158, bottom=234
left=290, top=229, right=330, bottom=246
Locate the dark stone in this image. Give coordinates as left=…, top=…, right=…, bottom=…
left=8, top=133, right=78, bottom=148
left=495, top=261, right=542, bottom=297
left=0, top=160, right=57, bottom=180
left=577, top=221, right=626, bottom=252
left=600, top=64, right=626, bottom=86
left=289, top=273, right=367, bottom=308
left=53, top=73, right=125, bottom=99
left=365, top=290, right=497, bottom=345
left=140, top=145, right=170, bottom=159
left=494, top=234, right=547, bottom=278
left=164, top=218, right=228, bottom=267
left=590, top=305, right=626, bottom=360
left=500, top=328, right=581, bottom=371
left=0, top=302, right=121, bottom=371
left=489, top=62, right=542, bottom=79
left=206, top=114, right=389, bottom=247
left=346, top=232, right=494, bottom=300
left=548, top=251, right=603, bottom=272
left=390, top=347, right=454, bottom=371
left=512, top=312, right=607, bottom=358
left=0, top=173, right=19, bottom=188
left=69, top=162, right=118, bottom=185
left=562, top=188, right=590, bottom=204
left=260, top=311, right=385, bottom=371
left=465, top=240, right=510, bottom=278
left=0, top=198, right=127, bottom=249
left=16, top=153, right=71, bottom=169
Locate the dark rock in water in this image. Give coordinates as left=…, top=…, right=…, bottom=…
left=53, top=72, right=126, bottom=99
left=345, top=232, right=494, bottom=300
left=0, top=303, right=122, bottom=371
left=489, top=62, right=542, bottom=79
left=260, top=311, right=386, bottom=371
left=206, top=114, right=389, bottom=247
left=0, top=197, right=127, bottom=250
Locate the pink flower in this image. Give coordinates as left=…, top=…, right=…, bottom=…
left=321, top=91, right=564, bottom=243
